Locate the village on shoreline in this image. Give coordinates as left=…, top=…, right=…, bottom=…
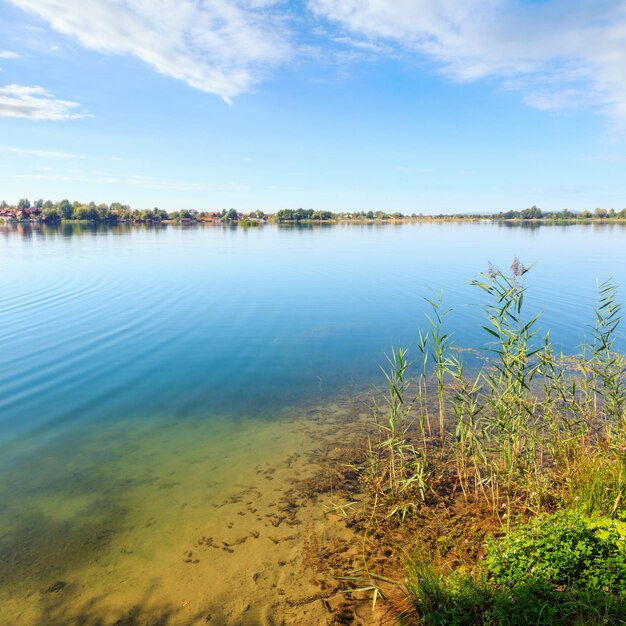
left=2, top=198, right=626, bottom=225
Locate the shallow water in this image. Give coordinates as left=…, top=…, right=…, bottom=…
left=0, top=409, right=327, bottom=624
left=1, top=221, right=626, bottom=624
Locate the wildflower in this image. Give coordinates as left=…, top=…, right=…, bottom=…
left=507, top=580, right=514, bottom=588
left=604, top=586, right=610, bottom=594
left=509, top=596, right=516, bottom=605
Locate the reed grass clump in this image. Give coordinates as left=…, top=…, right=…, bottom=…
left=351, top=259, right=626, bottom=623
left=364, top=347, right=428, bottom=519
left=365, top=259, right=626, bottom=520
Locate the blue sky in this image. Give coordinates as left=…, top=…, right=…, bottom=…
left=0, top=0, right=625, bottom=213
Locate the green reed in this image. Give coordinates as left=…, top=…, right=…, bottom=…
left=367, top=347, right=428, bottom=513
left=416, top=327, right=431, bottom=444
left=449, top=353, right=488, bottom=504
left=424, top=293, right=454, bottom=447
left=360, top=259, right=626, bottom=522
left=589, top=280, right=626, bottom=431
left=472, top=260, right=543, bottom=487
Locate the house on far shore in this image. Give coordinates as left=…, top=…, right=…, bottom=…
left=0, top=208, right=17, bottom=222
left=0, top=207, right=43, bottom=222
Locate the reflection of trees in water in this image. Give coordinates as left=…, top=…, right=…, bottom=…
left=3, top=220, right=626, bottom=241
left=497, top=220, right=542, bottom=230
left=0, top=221, right=270, bottom=239
left=494, top=220, right=626, bottom=236
left=0, top=221, right=167, bottom=239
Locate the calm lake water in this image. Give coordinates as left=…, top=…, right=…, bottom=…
left=1, top=221, right=625, bottom=624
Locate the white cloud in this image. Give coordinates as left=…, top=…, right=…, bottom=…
left=309, top=0, right=626, bottom=122
left=11, top=170, right=246, bottom=191
left=331, top=36, right=394, bottom=55
left=8, top=0, right=626, bottom=124
left=0, top=50, right=21, bottom=59
left=0, top=84, right=90, bottom=120
left=0, top=145, right=84, bottom=159
left=9, top=0, right=291, bottom=101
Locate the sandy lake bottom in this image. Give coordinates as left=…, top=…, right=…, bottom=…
left=0, top=398, right=379, bottom=626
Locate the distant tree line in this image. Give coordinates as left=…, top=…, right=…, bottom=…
left=2, top=199, right=626, bottom=224
left=274, top=206, right=626, bottom=222
left=493, top=205, right=626, bottom=220
left=275, top=209, right=406, bottom=221
left=276, top=209, right=333, bottom=221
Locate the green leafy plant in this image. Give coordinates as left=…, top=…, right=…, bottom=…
left=486, top=511, right=626, bottom=597
left=406, top=512, right=626, bottom=625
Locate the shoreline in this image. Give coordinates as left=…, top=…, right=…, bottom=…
left=4, top=216, right=626, bottom=227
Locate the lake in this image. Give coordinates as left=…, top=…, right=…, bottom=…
left=1, top=221, right=625, bottom=624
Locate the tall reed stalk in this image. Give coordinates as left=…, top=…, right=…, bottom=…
left=368, top=347, right=427, bottom=516
left=471, top=259, right=542, bottom=503
left=590, top=280, right=626, bottom=434
left=424, top=293, right=453, bottom=447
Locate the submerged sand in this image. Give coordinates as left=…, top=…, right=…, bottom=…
left=0, top=400, right=379, bottom=625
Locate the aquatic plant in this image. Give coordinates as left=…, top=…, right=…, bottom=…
left=424, top=293, right=454, bottom=447
left=346, top=260, right=626, bottom=622
left=367, top=346, right=428, bottom=508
